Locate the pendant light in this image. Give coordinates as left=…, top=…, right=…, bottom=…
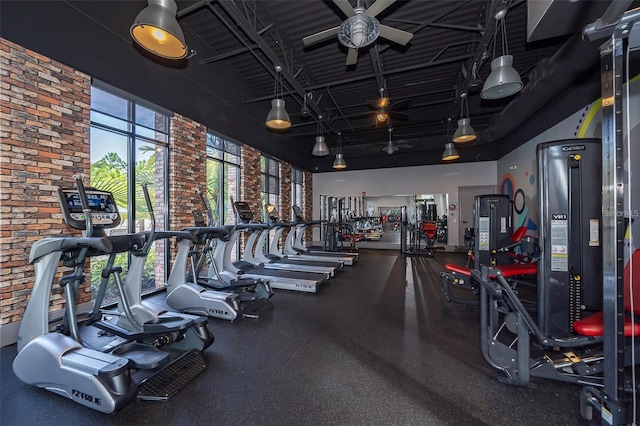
left=333, top=132, right=347, bottom=170
left=312, top=115, right=330, bottom=157
left=265, top=65, right=291, bottom=130
left=481, top=5, right=523, bottom=100
left=130, top=0, right=190, bottom=60
left=452, top=92, right=476, bottom=143
left=442, top=118, right=460, bottom=161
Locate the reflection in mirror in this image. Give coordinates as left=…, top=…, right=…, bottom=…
left=319, top=194, right=449, bottom=249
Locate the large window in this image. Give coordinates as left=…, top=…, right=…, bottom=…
left=292, top=167, right=304, bottom=220
left=261, top=156, right=280, bottom=221
left=205, top=132, right=241, bottom=225
left=89, top=83, right=170, bottom=304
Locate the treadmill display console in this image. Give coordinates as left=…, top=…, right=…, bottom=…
left=292, top=205, right=304, bottom=221
left=233, top=201, right=254, bottom=222
left=57, top=187, right=121, bottom=230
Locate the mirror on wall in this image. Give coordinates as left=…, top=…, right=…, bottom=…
left=319, top=194, right=449, bottom=249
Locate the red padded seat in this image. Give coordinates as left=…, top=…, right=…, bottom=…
left=444, top=262, right=536, bottom=278
left=496, top=263, right=537, bottom=277
left=573, top=249, right=640, bottom=337
left=510, top=226, right=528, bottom=243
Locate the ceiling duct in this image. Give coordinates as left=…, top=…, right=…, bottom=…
left=482, top=33, right=601, bottom=143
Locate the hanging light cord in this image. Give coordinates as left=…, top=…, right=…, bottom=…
left=491, top=7, right=510, bottom=59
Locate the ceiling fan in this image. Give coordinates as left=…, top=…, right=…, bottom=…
left=302, top=0, right=414, bottom=66
left=369, top=88, right=410, bottom=124
left=377, top=127, right=412, bottom=155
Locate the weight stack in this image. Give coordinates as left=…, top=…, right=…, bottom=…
left=537, top=139, right=602, bottom=338
left=474, top=194, right=512, bottom=269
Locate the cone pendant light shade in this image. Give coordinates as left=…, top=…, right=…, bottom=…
left=130, top=0, right=188, bottom=59
left=481, top=55, right=523, bottom=100
left=442, top=143, right=460, bottom=161
left=265, top=99, right=291, bottom=129
left=452, top=92, right=476, bottom=143
left=266, top=65, right=291, bottom=129
left=452, top=118, right=476, bottom=143
left=333, top=153, right=347, bottom=169
left=312, top=136, right=329, bottom=156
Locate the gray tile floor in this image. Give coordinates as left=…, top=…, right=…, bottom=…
left=0, top=250, right=611, bottom=425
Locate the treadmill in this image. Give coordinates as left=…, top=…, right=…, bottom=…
left=247, top=204, right=341, bottom=277
left=214, top=202, right=329, bottom=294
left=283, top=205, right=358, bottom=265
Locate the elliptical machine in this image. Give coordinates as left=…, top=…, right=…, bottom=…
left=13, top=176, right=213, bottom=413
left=165, top=196, right=273, bottom=319
left=182, top=190, right=274, bottom=312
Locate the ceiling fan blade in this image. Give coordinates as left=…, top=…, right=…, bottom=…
left=333, top=0, right=356, bottom=17
left=302, top=26, right=340, bottom=46
left=388, top=111, right=409, bottom=121
left=379, top=25, right=414, bottom=46
left=346, top=48, right=358, bottom=66
left=365, top=0, right=397, bottom=17
left=389, top=98, right=411, bottom=110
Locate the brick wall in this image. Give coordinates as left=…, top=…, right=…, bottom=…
left=0, top=38, right=91, bottom=324
left=241, top=145, right=262, bottom=218
left=303, top=171, right=313, bottom=242
left=0, top=39, right=314, bottom=335
left=167, top=114, right=207, bottom=232
left=280, top=162, right=292, bottom=221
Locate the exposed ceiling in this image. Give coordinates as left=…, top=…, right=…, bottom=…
left=1, top=0, right=630, bottom=171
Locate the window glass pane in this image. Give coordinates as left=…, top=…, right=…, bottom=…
left=135, top=125, right=158, bottom=140
left=206, top=159, right=221, bottom=226
left=90, top=85, right=169, bottom=305
left=135, top=104, right=159, bottom=130
left=136, top=139, right=166, bottom=293
left=89, top=128, right=128, bottom=306
left=269, top=159, right=279, bottom=175
left=261, top=156, right=266, bottom=172
left=91, top=110, right=128, bottom=131
left=91, top=86, right=128, bottom=119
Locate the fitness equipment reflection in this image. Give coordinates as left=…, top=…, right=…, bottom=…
left=401, top=199, right=445, bottom=257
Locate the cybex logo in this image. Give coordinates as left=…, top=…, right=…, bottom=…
left=552, top=214, right=567, bottom=220
left=72, top=389, right=102, bottom=406
left=561, top=145, right=585, bottom=151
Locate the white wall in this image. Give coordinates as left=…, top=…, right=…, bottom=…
left=313, top=161, right=498, bottom=246
left=496, top=74, right=639, bottom=235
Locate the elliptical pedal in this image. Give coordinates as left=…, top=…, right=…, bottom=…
left=137, top=349, right=207, bottom=401
left=241, top=299, right=274, bottom=319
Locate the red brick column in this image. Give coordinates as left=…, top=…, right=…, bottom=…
left=280, top=162, right=292, bottom=221
left=241, top=145, right=262, bottom=218
left=167, top=114, right=206, bottom=258
left=303, top=171, right=314, bottom=242
left=0, top=39, right=91, bottom=323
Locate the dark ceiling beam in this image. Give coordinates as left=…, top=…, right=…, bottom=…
left=176, top=0, right=207, bottom=18
left=420, top=22, right=484, bottom=33
left=378, top=0, right=471, bottom=54
left=245, top=52, right=475, bottom=103
left=385, top=17, right=483, bottom=33
left=198, top=44, right=259, bottom=64
left=215, top=0, right=335, bottom=133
